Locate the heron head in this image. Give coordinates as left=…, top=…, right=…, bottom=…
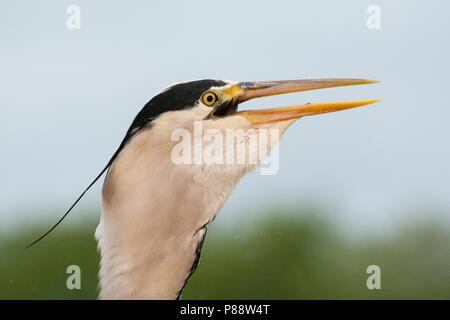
left=126, top=78, right=379, bottom=177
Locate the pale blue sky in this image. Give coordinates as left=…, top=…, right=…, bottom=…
left=1, top=0, right=449, bottom=235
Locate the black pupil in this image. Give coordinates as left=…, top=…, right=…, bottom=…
left=207, top=95, right=214, bottom=102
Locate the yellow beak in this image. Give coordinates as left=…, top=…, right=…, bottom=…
left=225, top=78, right=380, bottom=124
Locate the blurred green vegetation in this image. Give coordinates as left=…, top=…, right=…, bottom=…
left=1, top=208, right=449, bottom=299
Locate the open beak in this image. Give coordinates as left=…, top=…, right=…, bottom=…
left=224, top=79, right=380, bottom=125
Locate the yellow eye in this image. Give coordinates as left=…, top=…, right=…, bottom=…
left=202, top=91, right=218, bottom=106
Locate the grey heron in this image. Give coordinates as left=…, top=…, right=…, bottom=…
left=29, top=78, right=379, bottom=299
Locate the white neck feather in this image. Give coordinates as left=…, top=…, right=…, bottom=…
left=95, top=127, right=243, bottom=299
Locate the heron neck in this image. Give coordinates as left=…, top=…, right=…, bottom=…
left=95, top=131, right=240, bottom=299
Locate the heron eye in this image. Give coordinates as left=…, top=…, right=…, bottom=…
left=202, top=91, right=218, bottom=106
